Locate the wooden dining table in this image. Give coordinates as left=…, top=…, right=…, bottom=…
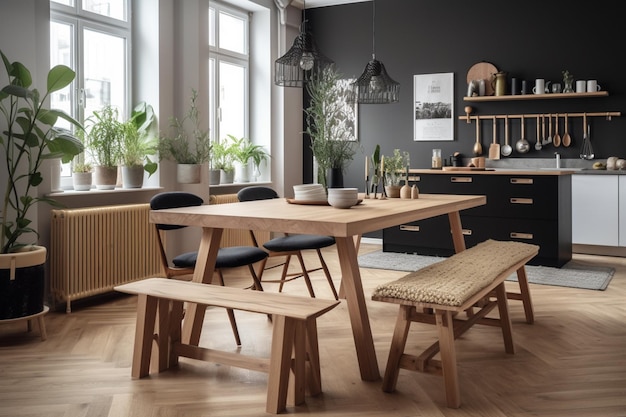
left=149, top=193, right=486, bottom=382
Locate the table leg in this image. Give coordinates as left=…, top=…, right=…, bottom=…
left=447, top=211, right=466, bottom=253
left=183, top=227, right=223, bottom=345
left=335, top=236, right=380, bottom=381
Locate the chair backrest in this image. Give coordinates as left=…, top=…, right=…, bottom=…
left=150, top=192, right=204, bottom=278
left=150, top=192, right=204, bottom=230
left=237, top=186, right=278, bottom=202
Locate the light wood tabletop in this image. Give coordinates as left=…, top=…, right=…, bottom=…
left=150, top=193, right=486, bottom=381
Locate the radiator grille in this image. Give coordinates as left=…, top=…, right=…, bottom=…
left=209, top=194, right=270, bottom=247
left=50, top=204, right=162, bottom=312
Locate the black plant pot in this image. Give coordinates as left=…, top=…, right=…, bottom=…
left=326, top=168, right=344, bottom=188
left=0, top=247, right=46, bottom=320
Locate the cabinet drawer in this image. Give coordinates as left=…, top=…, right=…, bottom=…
left=489, top=176, right=559, bottom=220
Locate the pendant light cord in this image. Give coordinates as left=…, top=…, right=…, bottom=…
left=371, top=0, right=376, bottom=60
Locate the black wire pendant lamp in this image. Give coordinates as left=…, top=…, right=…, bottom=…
left=274, top=0, right=333, bottom=87
left=352, top=0, right=399, bottom=104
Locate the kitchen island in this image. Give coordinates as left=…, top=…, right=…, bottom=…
left=383, top=168, right=574, bottom=267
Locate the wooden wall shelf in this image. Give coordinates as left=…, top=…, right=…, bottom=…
left=464, top=91, right=609, bottom=102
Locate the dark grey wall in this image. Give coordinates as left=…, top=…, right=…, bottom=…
left=305, top=0, right=626, bottom=188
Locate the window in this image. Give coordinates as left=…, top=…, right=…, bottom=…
left=208, top=2, right=249, bottom=143
left=50, top=0, right=131, bottom=180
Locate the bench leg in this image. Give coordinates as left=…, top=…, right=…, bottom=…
left=305, top=318, right=322, bottom=396
left=495, top=283, right=515, bottom=354
left=435, top=309, right=460, bottom=409
left=382, top=305, right=412, bottom=393
left=516, top=266, right=534, bottom=324
left=267, top=315, right=297, bottom=414
left=151, top=298, right=171, bottom=373
left=131, top=294, right=158, bottom=379
left=289, top=320, right=307, bottom=406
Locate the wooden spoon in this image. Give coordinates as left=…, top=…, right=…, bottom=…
left=489, top=116, right=500, bottom=159
left=473, top=118, right=482, bottom=156
left=553, top=114, right=561, bottom=147
left=562, top=113, right=572, bottom=147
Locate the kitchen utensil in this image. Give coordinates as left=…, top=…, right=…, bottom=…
left=466, top=61, right=498, bottom=96
left=553, top=114, right=561, bottom=147
left=515, top=114, right=530, bottom=153
left=501, top=115, right=512, bottom=156
left=547, top=113, right=553, bottom=144
left=580, top=113, right=594, bottom=160
left=489, top=116, right=500, bottom=159
left=562, top=114, right=571, bottom=147
left=473, top=118, right=482, bottom=156
left=535, top=115, right=542, bottom=150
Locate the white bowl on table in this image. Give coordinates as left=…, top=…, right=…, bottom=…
left=327, top=187, right=358, bottom=209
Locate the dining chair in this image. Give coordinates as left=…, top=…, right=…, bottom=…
left=236, top=186, right=339, bottom=300
left=150, top=191, right=269, bottom=346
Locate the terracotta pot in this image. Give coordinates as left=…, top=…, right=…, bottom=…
left=385, top=185, right=402, bottom=198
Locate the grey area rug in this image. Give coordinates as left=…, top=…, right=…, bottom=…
left=358, top=251, right=615, bottom=291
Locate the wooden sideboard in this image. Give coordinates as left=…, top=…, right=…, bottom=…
left=383, top=169, right=573, bottom=267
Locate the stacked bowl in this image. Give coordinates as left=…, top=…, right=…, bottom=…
left=293, top=184, right=327, bottom=202
left=327, top=187, right=359, bottom=209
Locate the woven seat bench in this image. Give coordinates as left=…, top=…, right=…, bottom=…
left=371, top=239, right=539, bottom=408
left=116, top=278, right=339, bottom=414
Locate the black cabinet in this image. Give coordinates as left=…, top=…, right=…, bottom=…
left=382, top=171, right=572, bottom=267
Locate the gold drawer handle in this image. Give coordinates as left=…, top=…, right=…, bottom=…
left=510, top=198, right=534, bottom=204
left=510, top=178, right=533, bottom=185
left=510, top=232, right=533, bottom=239
left=451, top=177, right=472, bottom=183
left=400, top=225, right=420, bottom=232
left=462, top=229, right=472, bottom=236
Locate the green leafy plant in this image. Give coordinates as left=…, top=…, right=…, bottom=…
left=121, top=101, right=157, bottom=176
left=0, top=50, right=84, bottom=253
left=383, top=149, right=410, bottom=186
left=158, top=89, right=211, bottom=165
left=72, top=162, right=92, bottom=173
left=228, top=134, right=269, bottom=171
left=211, top=136, right=237, bottom=173
left=305, top=65, right=358, bottom=187
left=85, top=105, right=124, bottom=168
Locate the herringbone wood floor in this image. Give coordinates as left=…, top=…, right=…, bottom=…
left=1, top=243, right=624, bottom=417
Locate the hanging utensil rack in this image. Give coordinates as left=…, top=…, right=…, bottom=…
left=459, top=111, right=620, bottom=123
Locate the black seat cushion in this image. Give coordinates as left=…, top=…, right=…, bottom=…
left=173, top=246, right=268, bottom=269
left=263, top=235, right=336, bottom=252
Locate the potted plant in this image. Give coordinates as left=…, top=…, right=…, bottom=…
left=305, top=65, right=358, bottom=189
left=228, top=134, right=269, bottom=183
left=382, top=148, right=410, bottom=197
left=120, top=101, right=158, bottom=188
left=72, top=161, right=93, bottom=191
left=0, top=50, right=83, bottom=319
left=212, top=137, right=237, bottom=184
left=85, top=105, right=123, bottom=189
left=158, top=89, right=211, bottom=184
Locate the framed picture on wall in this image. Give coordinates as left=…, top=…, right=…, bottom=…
left=336, top=78, right=358, bottom=141
left=413, top=72, right=454, bottom=141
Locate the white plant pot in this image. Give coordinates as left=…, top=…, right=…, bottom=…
left=50, top=158, right=62, bottom=192
left=177, top=164, right=202, bottom=184
left=234, top=161, right=251, bottom=183
left=220, top=169, right=235, bottom=184
left=72, top=171, right=92, bottom=191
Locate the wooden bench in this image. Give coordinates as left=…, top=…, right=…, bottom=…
left=371, top=239, right=539, bottom=408
left=115, top=278, right=339, bottom=414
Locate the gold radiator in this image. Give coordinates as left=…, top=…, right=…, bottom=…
left=50, top=204, right=162, bottom=313
left=209, top=194, right=269, bottom=247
